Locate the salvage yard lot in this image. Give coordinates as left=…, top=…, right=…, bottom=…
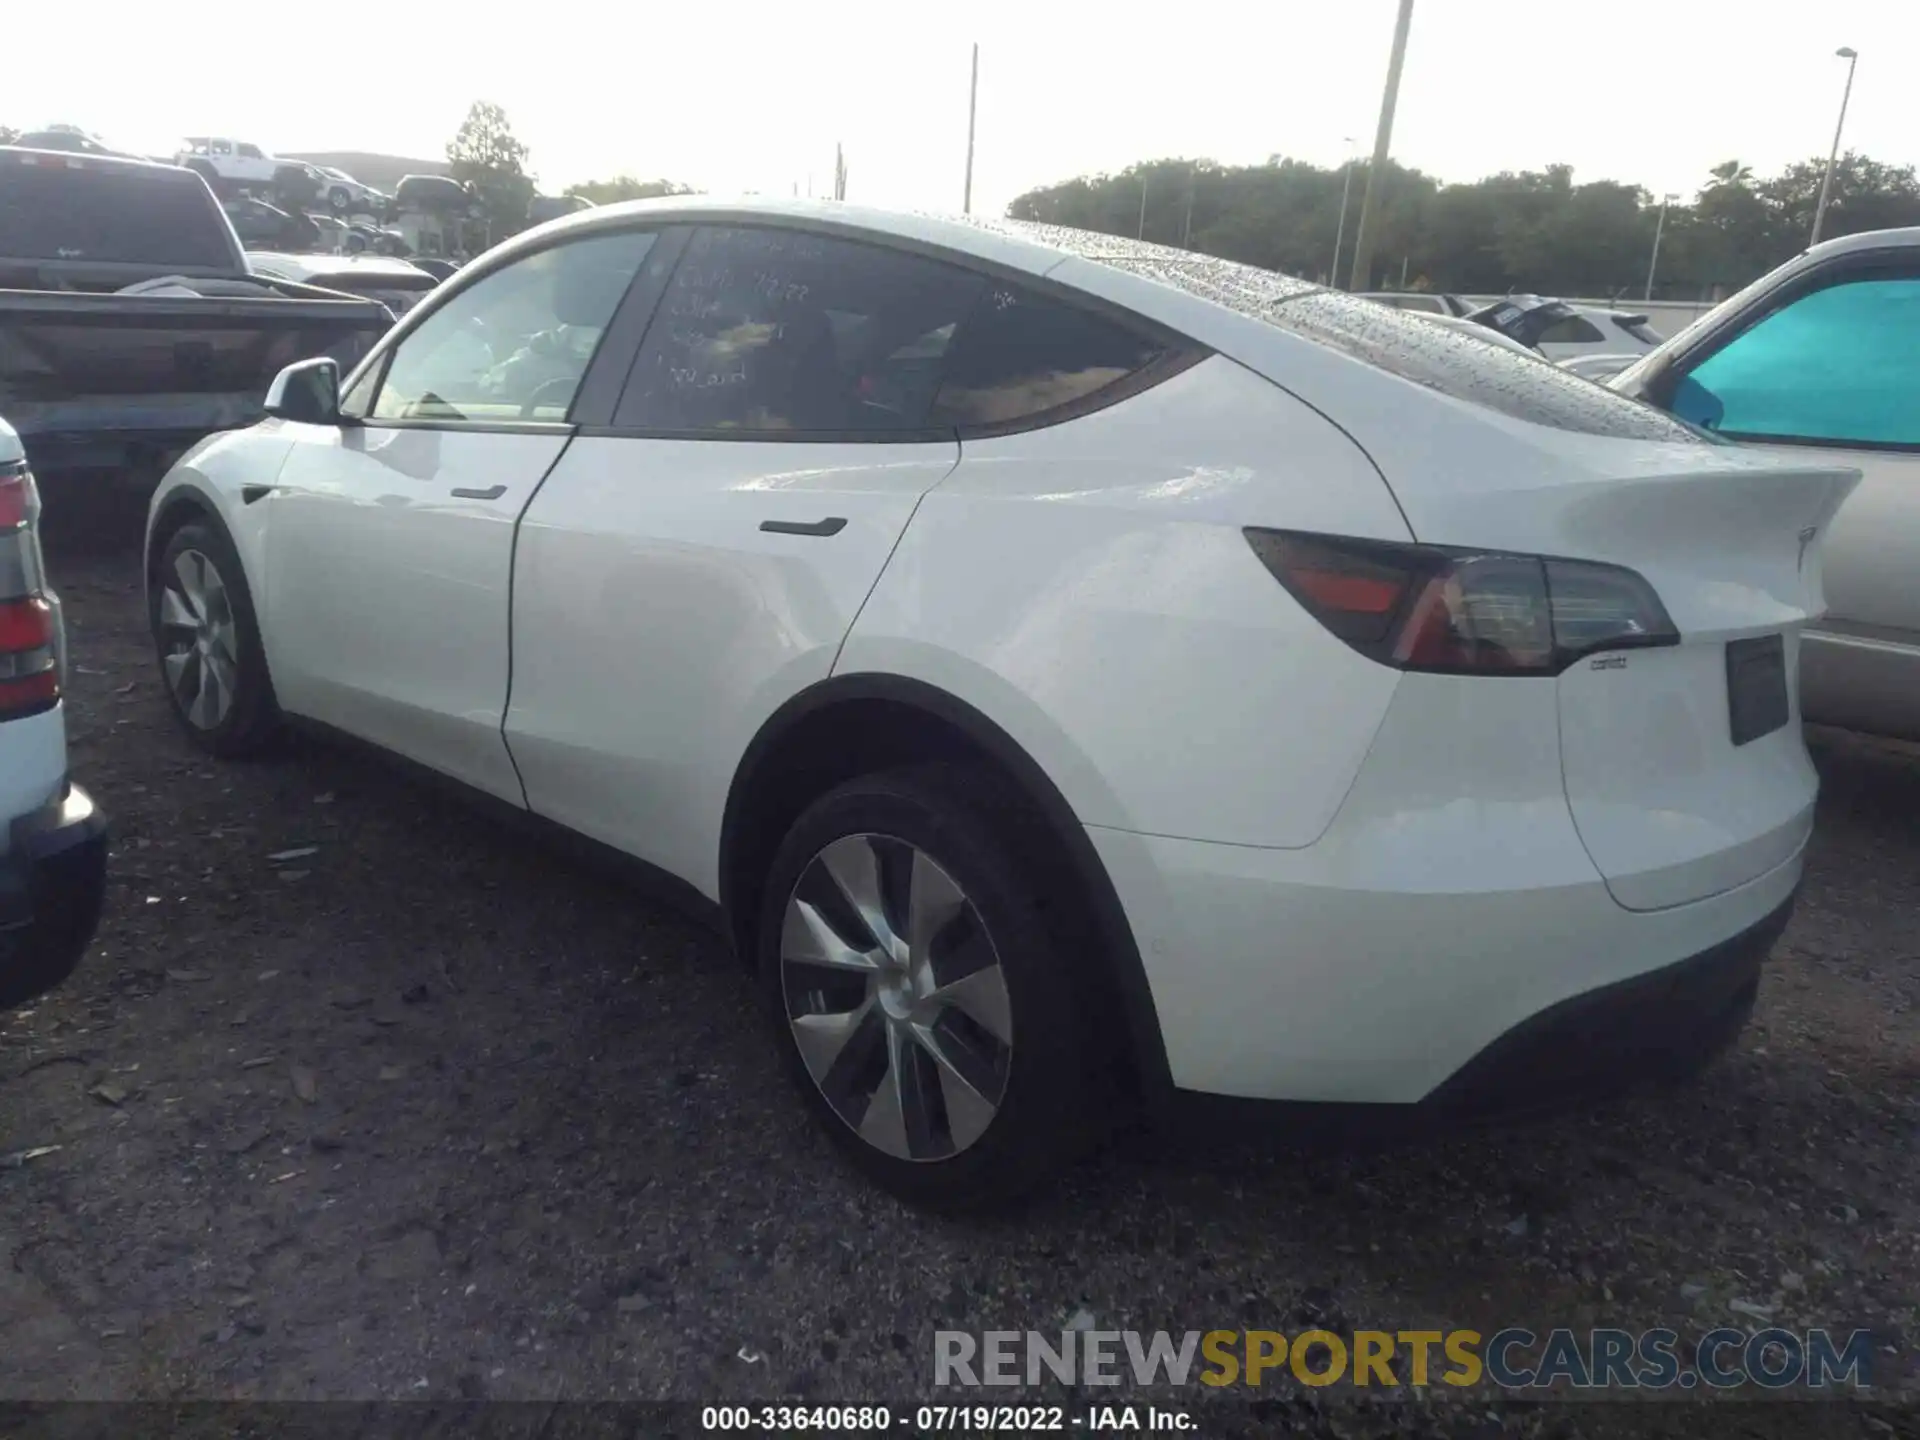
left=2, top=532, right=1917, bottom=1421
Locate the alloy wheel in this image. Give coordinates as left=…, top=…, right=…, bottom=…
left=157, top=549, right=240, bottom=731
left=780, top=833, right=1014, bottom=1161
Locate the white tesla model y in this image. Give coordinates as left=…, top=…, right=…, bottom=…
left=144, top=199, right=1857, bottom=1209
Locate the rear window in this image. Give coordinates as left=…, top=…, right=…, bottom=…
left=0, top=160, right=234, bottom=268
left=1091, top=249, right=1704, bottom=443
left=1536, top=315, right=1607, bottom=345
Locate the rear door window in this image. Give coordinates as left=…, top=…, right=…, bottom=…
left=613, top=225, right=1172, bottom=437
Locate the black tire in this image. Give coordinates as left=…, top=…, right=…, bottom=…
left=329, top=186, right=351, bottom=213
left=148, top=519, right=281, bottom=758
left=757, top=764, right=1095, bottom=1212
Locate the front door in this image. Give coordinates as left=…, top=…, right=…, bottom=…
left=260, top=227, right=658, bottom=802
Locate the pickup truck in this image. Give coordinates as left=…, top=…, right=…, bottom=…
left=0, top=146, right=394, bottom=490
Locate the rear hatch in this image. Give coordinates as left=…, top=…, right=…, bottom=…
left=1165, top=286, right=1860, bottom=910
left=1376, top=423, right=1857, bottom=910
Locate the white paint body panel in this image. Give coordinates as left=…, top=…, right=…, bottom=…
left=838, top=356, right=1411, bottom=848
left=507, top=438, right=960, bottom=897
left=262, top=422, right=566, bottom=803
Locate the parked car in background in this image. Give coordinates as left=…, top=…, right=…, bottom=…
left=246, top=253, right=440, bottom=317
left=145, top=199, right=1852, bottom=1208
left=1535, top=302, right=1663, bottom=362
left=408, top=257, right=460, bottom=282
left=1610, top=225, right=1920, bottom=741
left=13, top=125, right=132, bottom=159
left=1358, top=291, right=1473, bottom=317
left=1403, top=309, right=1554, bottom=359
left=0, top=419, right=107, bottom=1009
left=312, top=166, right=386, bottom=216
left=174, top=137, right=281, bottom=194
left=0, top=147, right=391, bottom=488
left=1560, top=352, right=1644, bottom=383
left=223, top=197, right=319, bottom=252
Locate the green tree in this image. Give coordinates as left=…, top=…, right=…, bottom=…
left=0, top=125, right=18, bottom=146
left=447, top=101, right=536, bottom=239
left=562, top=175, right=698, bottom=205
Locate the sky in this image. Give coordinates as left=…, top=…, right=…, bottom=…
left=8, top=0, right=1917, bottom=214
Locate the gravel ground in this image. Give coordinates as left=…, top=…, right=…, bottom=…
left=1, top=532, right=1915, bottom=1434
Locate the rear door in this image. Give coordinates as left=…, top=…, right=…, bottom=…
left=260, top=226, right=658, bottom=802
left=1658, top=256, right=1920, bottom=739
left=506, top=224, right=992, bottom=893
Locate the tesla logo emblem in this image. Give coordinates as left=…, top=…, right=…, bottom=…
left=1797, top=526, right=1819, bottom=572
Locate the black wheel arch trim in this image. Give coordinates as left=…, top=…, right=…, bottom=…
left=146, top=479, right=234, bottom=594
left=720, top=671, right=1175, bottom=1115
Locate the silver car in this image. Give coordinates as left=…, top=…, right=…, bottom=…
left=1610, top=226, right=1920, bottom=742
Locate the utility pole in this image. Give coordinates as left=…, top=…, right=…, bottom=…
left=1348, top=0, right=1416, bottom=292
left=963, top=43, right=979, bottom=214
left=1182, top=164, right=1196, bottom=247
left=1137, top=172, right=1150, bottom=239
left=1811, top=46, right=1859, bottom=245
left=834, top=143, right=847, bottom=201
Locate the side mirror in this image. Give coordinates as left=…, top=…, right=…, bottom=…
left=263, top=357, right=341, bottom=425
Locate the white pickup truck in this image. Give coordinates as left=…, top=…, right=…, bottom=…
left=0, top=418, right=107, bottom=1008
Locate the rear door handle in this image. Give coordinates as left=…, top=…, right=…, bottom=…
left=451, top=484, right=507, bottom=500
left=759, top=517, right=847, bottom=537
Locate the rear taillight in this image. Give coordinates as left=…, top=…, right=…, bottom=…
left=1246, top=529, right=1678, bottom=676
left=0, top=462, right=60, bottom=720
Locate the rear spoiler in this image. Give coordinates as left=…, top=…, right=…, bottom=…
left=1612, top=313, right=1651, bottom=326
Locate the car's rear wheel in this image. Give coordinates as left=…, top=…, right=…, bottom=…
left=759, top=765, right=1094, bottom=1211
left=149, top=520, right=280, bottom=757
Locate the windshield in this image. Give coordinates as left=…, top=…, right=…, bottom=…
left=0, top=162, right=234, bottom=268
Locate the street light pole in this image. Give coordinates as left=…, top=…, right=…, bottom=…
left=1644, top=192, right=1677, bottom=302
left=1138, top=173, right=1150, bottom=239
left=1811, top=46, right=1859, bottom=245
left=1329, top=137, right=1357, bottom=288
left=1348, top=0, right=1416, bottom=293
left=963, top=43, right=979, bottom=215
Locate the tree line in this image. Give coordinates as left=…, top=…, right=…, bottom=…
left=1008, top=152, right=1920, bottom=300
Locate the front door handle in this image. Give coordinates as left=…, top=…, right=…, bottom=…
left=451, top=484, right=508, bottom=500
left=759, top=517, right=847, bottom=537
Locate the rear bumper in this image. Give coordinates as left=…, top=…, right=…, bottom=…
left=1419, top=889, right=1790, bottom=1121
left=0, top=783, right=109, bottom=1009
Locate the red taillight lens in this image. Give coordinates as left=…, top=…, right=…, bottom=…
left=0, top=596, right=58, bottom=717
left=1246, top=529, right=1678, bottom=676
left=0, top=467, right=34, bottom=530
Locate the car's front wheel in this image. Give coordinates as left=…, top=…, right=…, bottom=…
left=759, top=765, right=1094, bottom=1211
left=149, top=519, right=281, bottom=757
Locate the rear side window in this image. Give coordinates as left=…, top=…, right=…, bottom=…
left=1671, top=273, right=1920, bottom=448
left=0, top=162, right=234, bottom=268
left=927, top=285, right=1165, bottom=430
left=613, top=225, right=1171, bottom=437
